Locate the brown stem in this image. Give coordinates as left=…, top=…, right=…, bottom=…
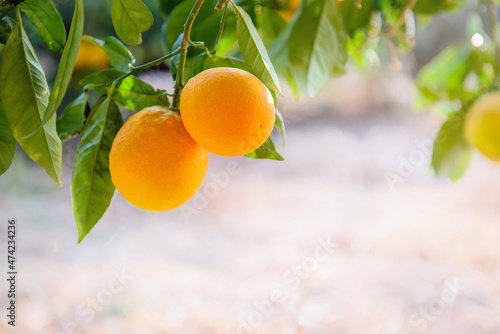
left=384, top=0, right=418, bottom=36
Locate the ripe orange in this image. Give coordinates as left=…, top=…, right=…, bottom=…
left=465, top=92, right=500, bottom=162
left=74, top=40, right=110, bottom=71
left=277, top=0, right=302, bottom=22
left=180, top=67, right=275, bottom=157
left=109, top=106, right=209, bottom=211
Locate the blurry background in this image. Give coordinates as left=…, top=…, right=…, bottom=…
left=1, top=0, right=500, bottom=333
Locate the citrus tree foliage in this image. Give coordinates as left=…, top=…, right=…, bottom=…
left=0, top=0, right=496, bottom=241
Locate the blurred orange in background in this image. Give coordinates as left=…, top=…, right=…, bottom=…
left=74, top=39, right=110, bottom=71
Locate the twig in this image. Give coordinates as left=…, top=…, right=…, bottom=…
left=383, top=0, right=418, bottom=69
left=171, top=0, right=207, bottom=110
left=387, top=36, right=402, bottom=70
left=384, top=0, right=418, bottom=36
left=83, top=48, right=181, bottom=92
left=212, top=2, right=228, bottom=53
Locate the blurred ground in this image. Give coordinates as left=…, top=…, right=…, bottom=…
left=1, top=69, right=500, bottom=334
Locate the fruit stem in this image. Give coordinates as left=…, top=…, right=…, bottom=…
left=171, top=0, right=207, bottom=111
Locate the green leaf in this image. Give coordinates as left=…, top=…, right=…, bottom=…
left=432, top=111, right=473, bottom=181
left=0, top=19, right=62, bottom=186
left=261, top=8, right=286, bottom=47
left=80, top=69, right=169, bottom=110
left=274, top=108, right=286, bottom=150
left=415, top=45, right=474, bottom=108
left=268, top=16, right=295, bottom=75
left=40, top=0, right=84, bottom=127
left=19, top=0, right=66, bottom=53
left=0, top=103, right=15, bottom=175
left=0, top=17, right=15, bottom=44
left=56, top=93, right=89, bottom=141
left=164, top=0, right=221, bottom=55
left=112, top=0, right=154, bottom=45
left=398, top=0, right=465, bottom=15
left=102, top=36, right=135, bottom=72
left=72, top=98, right=123, bottom=243
left=245, top=136, right=284, bottom=161
left=113, top=76, right=170, bottom=111
left=340, top=0, right=373, bottom=36
left=288, top=0, right=347, bottom=96
left=234, top=4, right=283, bottom=95
left=415, top=38, right=494, bottom=110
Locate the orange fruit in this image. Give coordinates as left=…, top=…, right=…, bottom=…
left=277, top=0, right=302, bottom=22
left=74, top=40, right=110, bottom=71
left=465, top=92, right=500, bottom=162
left=109, top=106, right=209, bottom=211
left=180, top=67, right=275, bottom=157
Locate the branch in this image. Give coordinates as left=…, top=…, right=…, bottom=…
left=83, top=48, right=181, bottom=92
left=171, top=0, right=207, bottom=110
left=384, top=0, right=418, bottom=36
left=212, top=1, right=228, bottom=52
left=382, top=0, right=417, bottom=69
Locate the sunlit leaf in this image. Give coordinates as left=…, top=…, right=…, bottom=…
left=234, top=4, right=283, bottom=95
left=432, top=111, right=473, bottom=181
left=415, top=45, right=474, bottom=108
